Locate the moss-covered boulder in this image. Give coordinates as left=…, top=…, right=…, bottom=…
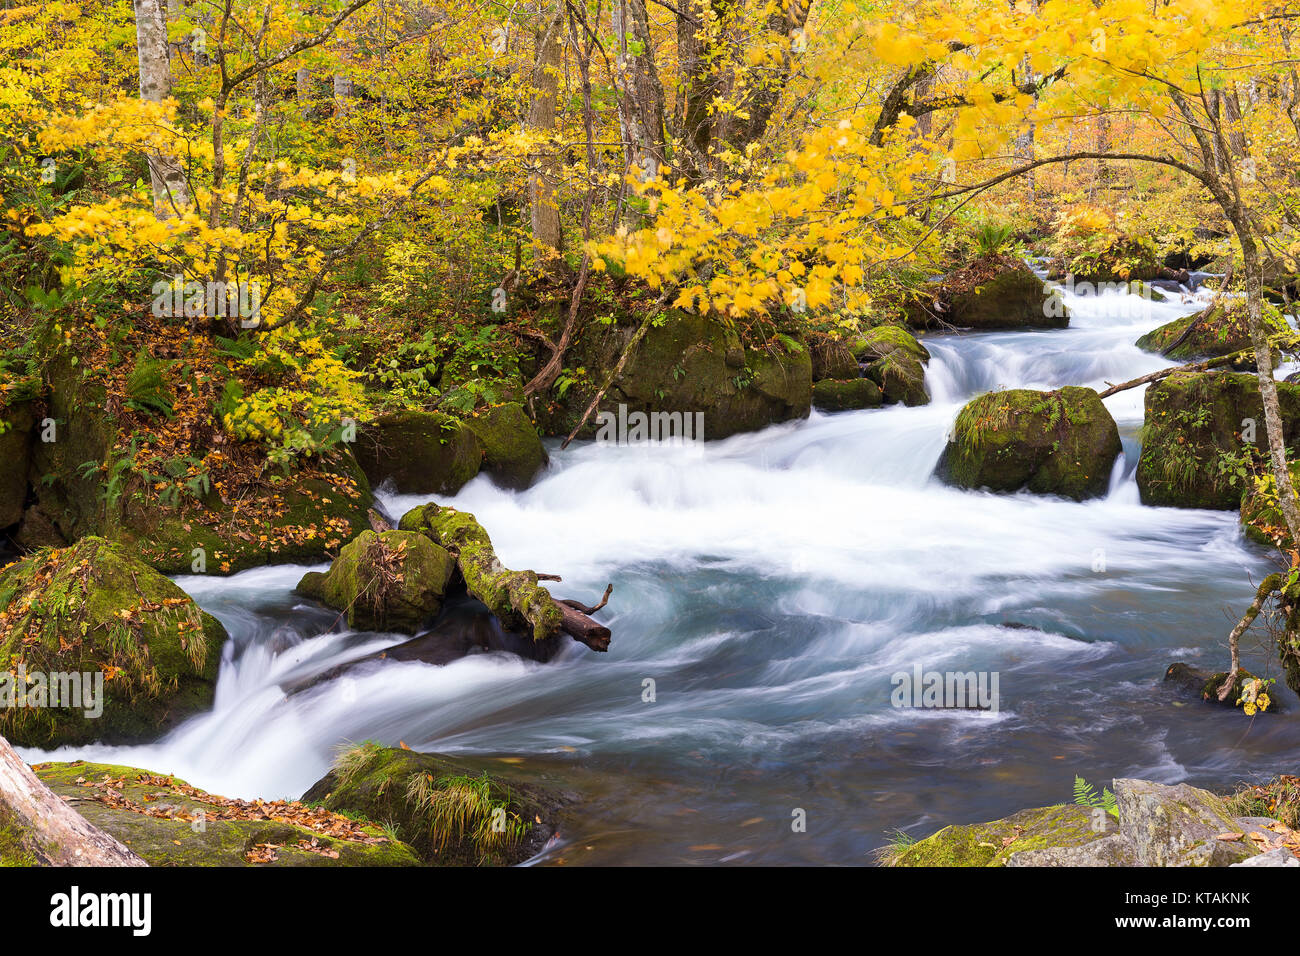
left=0, top=538, right=227, bottom=746
left=808, top=333, right=860, bottom=382
left=353, top=409, right=485, bottom=495
left=910, top=257, right=1067, bottom=330
left=1163, top=662, right=1266, bottom=708
left=301, top=742, right=566, bottom=865
left=21, top=352, right=373, bottom=574
left=1116, top=778, right=1260, bottom=866
left=0, top=400, right=34, bottom=529
left=936, top=387, right=1121, bottom=500
left=296, top=529, right=456, bottom=633
left=18, top=761, right=419, bottom=867
left=812, top=378, right=882, bottom=412
left=398, top=503, right=561, bottom=641
left=850, top=325, right=930, bottom=406
left=542, top=309, right=811, bottom=440
left=462, top=402, right=547, bottom=490
left=886, top=805, right=1117, bottom=867
left=1135, top=299, right=1288, bottom=366
left=1136, top=371, right=1300, bottom=509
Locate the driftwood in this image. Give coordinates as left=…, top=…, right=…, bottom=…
left=556, top=584, right=614, bottom=652
left=1097, top=350, right=1250, bottom=398
left=0, top=735, right=146, bottom=866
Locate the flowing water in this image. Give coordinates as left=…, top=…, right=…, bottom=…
left=23, top=275, right=1300, bottom=865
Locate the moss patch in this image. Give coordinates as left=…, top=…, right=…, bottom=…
left=888, top=805, right=1104, bottom=867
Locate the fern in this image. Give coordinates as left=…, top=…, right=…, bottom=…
left=1073, top=775, right=1119, bottom=817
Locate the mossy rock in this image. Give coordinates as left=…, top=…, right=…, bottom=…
left=1163, top=662, right=1264, bottom=708
left=462, top=402, right=548, bottom=490
left=0, top=400, right=34, bottom=529
left=398, top=503, right=561, bottom=640
left=20, top=761, right=419, bottom=867
left=21, top=351, right=373, bottom=574
left=888, top=805, right=1111, bottom=867
left=0, top=537, right=227, bottom=747
left=812, top=378, right=882, bottom=412
left=852, top=325, right=930, bottom=406
left=1239, top=466, right=1300, bottom=549
left=353, top=409, right=485, bottom=495
left=1135, top=300, right=1287, bottom=366
left=808, top=333, right=860, bottom=382
left=296, top=530, right=456, bottom=633
left=1136, top=371, right=1300, bottom=509
left=936, top=386, right=1121, bottom=500
left=301, top=743, right=566, bottom=866
left=946, top=261, right=1068, bottom=330
left=543, top=309, right=811, bottom=440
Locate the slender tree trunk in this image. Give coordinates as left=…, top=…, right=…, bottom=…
left=527, top=3, right=565, bottom=256
left=611, top=0, right=667, bottom=194
left=133, top=0, right=191, bottom=218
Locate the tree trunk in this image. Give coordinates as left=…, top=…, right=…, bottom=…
left=527, top=4, right=565, bottom=256
left=611, top=0, right=667, bottom=197
left=0, top=736, right=147, bottom=866
left=132, top=0, right=192, bottom=218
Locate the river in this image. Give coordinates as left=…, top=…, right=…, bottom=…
left=22, top=274, right=1300, bottom=865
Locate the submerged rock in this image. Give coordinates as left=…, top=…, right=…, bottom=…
left=851, top=325, right=930, bottom=406
left=301, top=742, right=568, bottom=865
left=935, top=386, right=1121, bottom=500
left=812, top=378, right=882, bottom=412
left=18, top=761, right=419, bottom=866
left=1163, top=662, right=1271, bottom=709
left=353, top=409, right=484, bottom=495
left=0, top=538, right=227, bottom=746
left=1135, top=299, right=1287, bottom=366
left=1136, top=371, right=1300, bottom=509
left=462, top=402, right=548, bottom=490
left=296, top=529, right=457, bottom=633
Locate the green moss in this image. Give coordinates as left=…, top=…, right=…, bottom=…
left=812, top=378, right=882, bottom=412
left=354, top=409, right=484, bottom=494
left=888, top=805, right=1103, bottom=867
left=462, top=402, right=547, bottom=490
left=1135, top=300, right=1286, bottom=365
left=0, top=537, right=227, bottom=746
left=851, top=325, right=930, bottom=406
left=946, top=263, right=1068, bottom=330
left=937, top=386, right=1120, bottom=500
left=302, top=742, right=558, bottom=866
left=0, top=804, right=39, bottom=866
left=31, top=761, right=419, bottom=867
left=399, top=504, right=561, bottom=640
left=296, top=530, right=456, bottom=633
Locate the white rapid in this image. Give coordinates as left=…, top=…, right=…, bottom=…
left=24, top=275, right=1300, bottom=865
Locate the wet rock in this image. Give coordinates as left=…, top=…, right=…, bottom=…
left=0, top=537, right=227, bottom=747
left=1135, top=299, right=1286, bottom=367
left=1136, top=371, right=1300, bottom=509
left=812, top=378, right=881, bottom=412
left=1163, top=662, right=1274, bottom=709
left=0, top=400, right=34, bottom=529
left=1231, top=847, right=1300, bottom=866
left=910, top=257, right=1068, bottom=330
left=808, top=333, right=860, bottom=382
left=851, top=325, right=930, bottom=406
left=296, top=529, right=456, bottom=634
left=462, top=402, right=547, bottom=490
left=353, top=409, right=484, bottom=495
left=935, top=386, right=1121, bottom=500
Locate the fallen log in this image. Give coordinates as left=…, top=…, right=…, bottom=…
left=0, top=735, right=146, bottom=866
left=399, top=504, right=614, bottom=651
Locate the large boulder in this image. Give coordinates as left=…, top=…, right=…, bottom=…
left=885, top=805, right=1117, bottom=867
left=850, top=325, right=930, bottom=406
left=542, top=309, right=811, bottom=440
left=21, top=351, right=372, bottom=574
left=0, top=537, right=227, bottom=746
left=935, top=387, right=1121, bottom=500
left=1135, top=299, right=1288, bottom=366
left=0, top=400, right=34, bottom=529
left=296, top=529, right=456, bottom=633
left=301, top=742, right=568, bottom=866
left=462, top=402, right=547, bottom=490
left=909, top=257, right=1068, bottom=330
left=808, top=333, right=860, bottom=382
left=17, top=761, right=419, bottom=866
left=1136, top=371, right=1300, bottom=509
left=1115, top=778, right=1259, bottom=866
left=353, top=409, right=485, bottom=495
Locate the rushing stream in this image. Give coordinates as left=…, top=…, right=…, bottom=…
left=22, top=274, right=1300, bottom=865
